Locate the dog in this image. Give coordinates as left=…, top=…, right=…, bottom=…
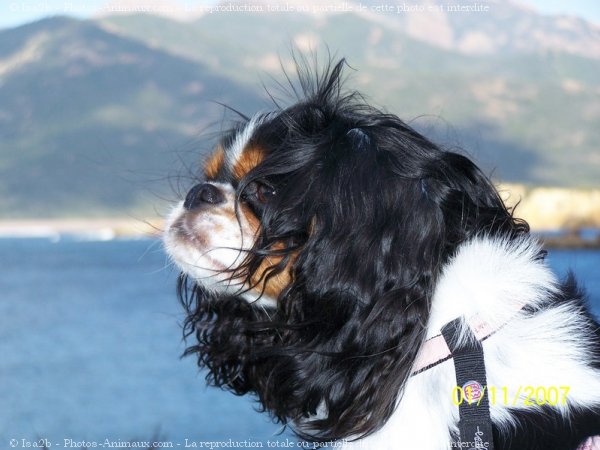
left=163, top=59, right=600, bottom=449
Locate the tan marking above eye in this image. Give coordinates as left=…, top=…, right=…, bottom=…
left=204, top=145, right=225, bottom=179
left=233, top=145, right=266, bottom=180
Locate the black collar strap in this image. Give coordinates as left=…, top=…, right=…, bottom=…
left=442, top=317, right=495, bottom=450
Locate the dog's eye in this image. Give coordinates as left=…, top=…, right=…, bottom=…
left=256, top=183, right=276, bottom=204
left=242, top=181, right=276, bottom=206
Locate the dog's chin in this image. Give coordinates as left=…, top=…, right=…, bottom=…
left=164, top=202, right=277, bottom=306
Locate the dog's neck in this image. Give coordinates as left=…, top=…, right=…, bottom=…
left=425, top=235, right=553, bottom=340
left=412, top=236, right=549, bottom=374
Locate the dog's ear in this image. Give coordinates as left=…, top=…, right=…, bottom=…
left=248, top=133, right=454, bottom=440
left=258, top=149, right=529, bottom=440
left=421, top=152, right=529, bottom=241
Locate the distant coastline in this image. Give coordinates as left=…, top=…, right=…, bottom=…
left=0, top=219, right=599, bottom=249
left=499, top=183, right=600, bottom=230
left=540, top=231, right=600, bottom=249
left=1, top=184, right=599, bottom=247
left=0, top=218, right=162, bottom=241
left=499, top=183, right=600, bottom=248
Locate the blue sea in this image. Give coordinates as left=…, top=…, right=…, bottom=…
left=1, top=238, right=599, bottom=449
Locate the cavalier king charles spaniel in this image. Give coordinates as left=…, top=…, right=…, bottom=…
left=164, top=60, right=600, bottom=450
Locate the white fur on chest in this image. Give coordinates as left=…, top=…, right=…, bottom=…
left=342, top=236, right=600, bottom=450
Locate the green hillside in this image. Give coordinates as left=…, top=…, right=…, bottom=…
left=0, top=17, right=262, bottom=217
left=0, top=6, right=599, bottom=219
left=100, top=11, right=600, bottom=187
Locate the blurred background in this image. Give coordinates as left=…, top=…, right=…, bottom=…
left=1, top=0, right=599, bottom=448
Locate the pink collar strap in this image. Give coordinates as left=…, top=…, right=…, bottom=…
left=411, top=303, right=527, bottom=376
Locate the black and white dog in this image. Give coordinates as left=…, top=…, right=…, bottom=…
left=163, top=60, right=600, bottom=449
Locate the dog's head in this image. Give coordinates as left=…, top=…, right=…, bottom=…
left=163, top=60, right=528, bottom=440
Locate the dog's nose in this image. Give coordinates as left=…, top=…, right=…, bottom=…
left=184, top=183, right=225, bottom=210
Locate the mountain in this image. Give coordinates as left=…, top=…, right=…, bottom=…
left=0, top=2, right=599, bottom=218
left=353, top=0, right=600, bottom=60
left=0, top=17, right=262, bottom=217
left=90, top=6, right=600, bottom=185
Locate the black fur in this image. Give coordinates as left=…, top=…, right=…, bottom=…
left=173, top=59, right=600, bottom=446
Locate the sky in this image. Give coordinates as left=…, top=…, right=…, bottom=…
left=0, top=0, right=214, bottom=29
left=524, top=0, right=600, bottom=23
left=0, top=0, right=599, bottom=30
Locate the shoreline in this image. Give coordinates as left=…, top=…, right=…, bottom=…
left=0, top=218, right=163, bottom=240
left=0, top=218, right=599, bottom=248
left=539, top=232, right=600, bottom=249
